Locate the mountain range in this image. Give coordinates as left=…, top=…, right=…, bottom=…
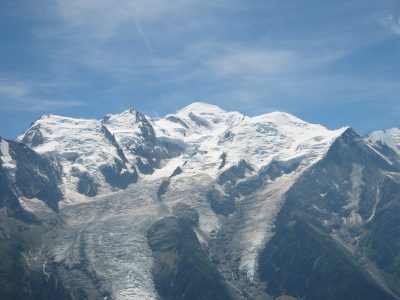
left=1, top=102, right=399, bottom=299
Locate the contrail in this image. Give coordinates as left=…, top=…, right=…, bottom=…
left=132, top=0, right=167, bottom=103
left=132, top=1, right=157, bottom=67
left=133, top=8, right=154, bottom=55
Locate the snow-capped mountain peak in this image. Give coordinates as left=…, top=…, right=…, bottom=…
left=171, top=102, right=245, bottom=131
left=8, top=103, right=400, bottom=300
left=177, top=101, right=227, bottom=115
left=18, top=103, right=349, bottom=202
left=102, top=108, right=148, bottom=128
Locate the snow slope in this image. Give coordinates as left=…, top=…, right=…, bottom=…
left=0, top=139, right=16, bottom=170
left=102, top=109, right=148, bottom=165
left=18, top=115, right=130, bottom=199
left=154, top=102, right=346, bottom=179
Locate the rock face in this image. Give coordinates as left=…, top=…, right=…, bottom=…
left=0, top=211, right=72, bottom=300
left=147, top=204, right=233, bottom=300
left=0, top=138, right=70, bottom=299
left=259, top=129, right=400, bottom=299
left=1, top=102, right=400, bottom=300
left=0, top=138, right=63, bottom=217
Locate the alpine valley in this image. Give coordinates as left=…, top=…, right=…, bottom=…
left=1, top=102, right=399, bottom=300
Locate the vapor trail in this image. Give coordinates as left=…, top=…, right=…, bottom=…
left=132, top=1, right=167, bottom=103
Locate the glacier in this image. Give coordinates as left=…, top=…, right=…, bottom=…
left=16, top=102, right=353, bottom=299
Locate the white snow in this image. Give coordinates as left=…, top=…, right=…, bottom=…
left=0, top=139, right=16, bottom=170
left=367, top=127, right=400, bottom=156
left=154, top=103, right=347, bottom=179
left=367, top=186, right=380, bottom=223
left=18, top=102, right=350, bottom=298
left=236, top=174, right=296, bottom=279
left=19, top=197, right=54, bottom=214
left=102, top=108, right=149, bottom=172
left=17, top=114, right=128, bottom=196
left=365, top=143, right=393, bottom=165
left=344, top=164, right=364, bottom=227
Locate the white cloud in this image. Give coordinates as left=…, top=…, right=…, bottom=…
left=24, top=99, right=85, bottom=110
left=0, top=80, right=85, bottom=111
left=0, top=82, right=31, bottom=98
left=380, top=14, right=400, bottom=35
left=209, top=49, right=296, bottom=78
left=180, top=40, right=348, bottom=84
left=27, top=0, right=399, bottom=119
left=33, top=0, right=353, bottom=92
left=54, top=0, right=207, bottom=41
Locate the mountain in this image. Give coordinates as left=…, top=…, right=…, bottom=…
left=0, top=138, right=63, bottom=217
left=0, top=138, right=70, bottom=299
left=259, top=128, right=400, bottom=299
left=1, top=102, right=399, bottom=299
left=18, top=110, right=181, bottom=199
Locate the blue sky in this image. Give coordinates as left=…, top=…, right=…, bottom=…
left=0, top=0, right=399, bottom=139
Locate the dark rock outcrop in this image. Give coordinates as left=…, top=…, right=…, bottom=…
left=147, top=204, right=233, bottom=300
left=259, top=128, right=400, bottom=299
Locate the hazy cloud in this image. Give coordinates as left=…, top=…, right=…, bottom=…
left=0, top=82, right=32, bottom=98
left=380, top=14, right=400, bottom=35
left=0, top=80, right=85, bottom=111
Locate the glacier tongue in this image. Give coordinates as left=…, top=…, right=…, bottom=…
left=49, top=182, right=161, bottom=299
left=18, top=102, right=350, bottom=299
left=44, top=175, right=222, bottom=300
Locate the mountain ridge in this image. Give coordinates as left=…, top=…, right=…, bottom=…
left=1, top=102, right=399, bottom=299
left=17, top=102, right=349, bottom=200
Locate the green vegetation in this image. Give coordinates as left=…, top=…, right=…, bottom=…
left=259, top=219, right=395, bottom=300
left=0, top=214, right=71, bottom=300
